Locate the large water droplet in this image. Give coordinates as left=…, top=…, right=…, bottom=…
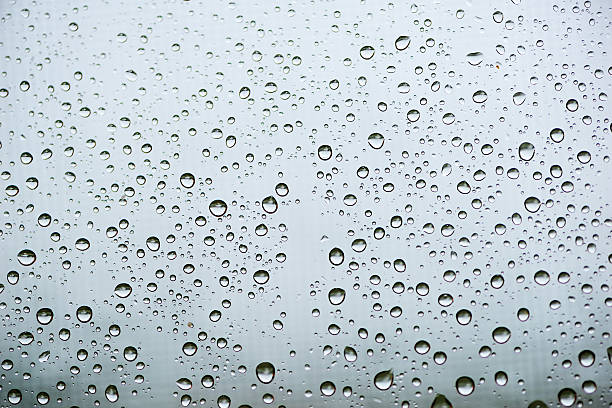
left=17, top=249, right=36, bottom=266
left=255, top=362, right=275, bottom=384
left=373, top=370, right=394, bottom=390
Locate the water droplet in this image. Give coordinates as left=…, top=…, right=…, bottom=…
left=182, top=342, right=197, bottom=356
left=512, top=92, right=526, bottom=105
left=262, top=196, right=278, bottom=213
left=318, top=145, right=332, bottom=160
left=76, top=305, right=93, bottom=323
left=456, top=309, right=472, bottom=325
left=124, top=346, right=138, bottom=361
left=472, top=90, right=488, bottom=103
left=373, top=370, right=394, bottom=390
left=518, top=142, right=535, bottom=161
left=492, top=326, right=511, bottom=344
left=105, top=385, right=119, bottom=403
left=467, top=52, right=483, bottom=65
left=524, top=197, right=541, bottom=213
left=36, top=308, right=53, bottom=325
left=558, top=388, right=576, bottom=407
left=7, top=389, right=22, bottom=405
left=431, top=394, right=452, bottom=408
left=114, top=283, right=132, bottom=298
left=344, top=346, right=357, bottom=362
left=368, top=133, right=385, bottom=149
left=359, top=45, right=375, bottom=60
left=180, top=172, right=195, bottom=188
left=578, top=350, right=595, bottom=367
left=566, top=99, right=579, bottom=112
left=75, top=238, right=90, bottom=251
left=395, top=36, right=411, bottom=50
left=455, top=376, right=475, bottom=396
left=320, top=380, right=336, bottom=396
left=209, top=199, right=228, bottom=217
left=146, top=236, right=160, bottom=251
left=328, top=288, right=346, bottom=305
left=17, top=249, right=36, bottom=266
left=329, top=248, right=344, bottom=265
left=255, top=362, right=275, bottom=384
left=550, top=128, right=564, bottom=143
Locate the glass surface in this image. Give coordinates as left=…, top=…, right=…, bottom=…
left=0, top=0, right=610, bottom=407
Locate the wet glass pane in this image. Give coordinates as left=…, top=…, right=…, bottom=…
left=0, top=0, right=610, bottom=407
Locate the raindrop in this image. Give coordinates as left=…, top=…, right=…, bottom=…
left=209, top=200, right=228, bottom=217
left=368, top=133, right=385, bottom=149
left=328, top=248, right=345, bottom=266
left=359, top=45, right=375, bottom=60
left=395, top=36, right=411, bottom=51
left=373, top=370, right=394, bottom=390
left=17, top=249, right=36, bottom=266
left=180, top=173, right=195, bottom=188
left=255, top=362, right=275, bottom=384
left=455, top=376, right=475, bottom=396
left=36, top=308, right=53, bottom=325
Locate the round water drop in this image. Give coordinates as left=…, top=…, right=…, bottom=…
left=455, top=376, right=475, bottom=396
left=373, top=370, right=394, bottom=390
left=456, top=309, right=472, bottom=325
left=517, top=308, right=530, bottom=321
left=328, top=288, right=346, bottom=305
left=368, top=133, right=384, bottom=149
left=512, top=92, right=526, bottom=105
left=146, top=236, right=160, bottom=251
left=36, top=308, right=53, bottom=325
left=577, top=150, right=591, bottom=164
left=492, top=326, right=511, bottom=344
left=105, top=385, right=119, bottom=403
left=442, top=112, right=456, bottom=125
left=76, top=305, right=93, bottom=323
left=7, top=389, right=22, bottom=405
left=472, top=90, right=488, bottom=103
left=495, top=371, right=508, bottom=386
left=209, top=199, right=228, bottom=217
left=239, top=86, right=251, bottom=99
left=524, top=197, right=541, bottom=213
left=255, top=362, right=275, bottom=384
left=320, top=380, right=336, bottom=396
left=550, top=128, right=564, bottom=143
left=38, top=213, right=52, bottom=227
left=262, top=196, right=278, bottom=213
left=75, top=238, right=90, bottom=251
left=17, top=249, right=36, bottom=266
left=518, top=142, right=535, bottom=161
left=124, top=346, right=138, bottom=361
left=253, top=270, right=270, bottom=284
left=344, top=346, right=357, bottom=362
left=566, top=99, right=578, bottom=112
left=114, top=283, right=132, bottom=298
left=359, top=45, right=375, bottom=60
left=558, top=388, right=576, bottom=407
left=182, top=341, right=197, bottom=356
left=457, top=181, right=471, bottom=194
left=407, top=109, right=420, bottom=122
left=578, top=350, right=595, bottom=367
left=317, top=145, right=332, bottom=160
left=180, top=172, right=195, bottom=188
left=395, top=36, right=411, bottom=50
left=414, top=340, right=431, bottom=354
left=329, top=248, right=344, bottom=265
left=201, top=375, right=214, bottom=388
